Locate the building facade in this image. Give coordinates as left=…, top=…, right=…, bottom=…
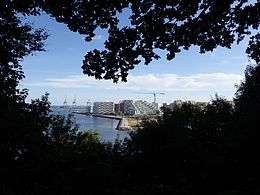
left=93, top=102, right=114, bottom=114
left=122, top=100, right=136, bottom=116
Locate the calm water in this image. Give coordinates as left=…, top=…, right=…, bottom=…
left=51, top=106, right=129, bottom=142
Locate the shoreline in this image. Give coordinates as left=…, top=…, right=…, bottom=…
left=73, top=112, right=159, bottom=131
left=73, top=112, right=132, bottom=131
left=116, top=117, right=133, bottom=131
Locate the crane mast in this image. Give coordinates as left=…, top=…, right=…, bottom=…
left=133, top=92, right=165, bottom=103
left=152, top=93, right=165, bottom=104
left=72, top=95, right=77, bottom=107
left=63, top=96, right=68, bottom=107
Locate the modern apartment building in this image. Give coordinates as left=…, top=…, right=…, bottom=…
left=114, top=102, right=124, bottom=114
left=93, top=102, right=114, bottom=114
left=122, top=100, right=136, bottom=115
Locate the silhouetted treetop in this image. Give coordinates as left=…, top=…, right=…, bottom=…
left=1, top=1, right=260, bottom=192
left=0, top=3, right=47, bottom=98
left=1, top=1, right=259, bottom=82
left=46, top=0, right=259, bottom=82
left=235, top=64, right=260, bottom=117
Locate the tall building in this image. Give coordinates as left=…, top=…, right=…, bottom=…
left=86, top=100, right=93, bottom=114
left=114, top=102, right=124, bottom=114
left=134, top=100, right=158, bottom=115
left=122, top=100, right=136, bottom=116
left=93, top=102, right=114, bottom=114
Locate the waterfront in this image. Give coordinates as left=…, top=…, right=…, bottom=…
left=51, top=106, right=129, bottom=142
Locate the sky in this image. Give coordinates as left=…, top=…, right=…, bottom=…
left=20, top=13, right=251, bottom=105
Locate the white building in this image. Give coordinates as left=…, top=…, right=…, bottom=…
left=122, top=100, right=136, bottom=115
left=93, top=102, right=114, bottom=114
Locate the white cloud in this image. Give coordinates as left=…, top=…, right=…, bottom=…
left=25, top=72, right=244, bottom=92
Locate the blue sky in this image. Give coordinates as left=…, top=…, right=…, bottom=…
left=20, top=13, right=250, bottom=105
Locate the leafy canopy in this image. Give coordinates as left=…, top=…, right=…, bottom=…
left=1, top=0, right=259, bottom=82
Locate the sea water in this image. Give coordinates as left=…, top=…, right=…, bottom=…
left=51, top=106, right=129, bottom=142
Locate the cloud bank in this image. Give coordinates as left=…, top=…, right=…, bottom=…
left=25, top=73, right=243, bottom=92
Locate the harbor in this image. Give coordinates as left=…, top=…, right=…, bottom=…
left=59, top=96, right=161, bottom=132
left=51, top=106, right=129, bottom=142
left=71, top=110, right=159, bottom=131
left=72, top=112, right=135, bottom=131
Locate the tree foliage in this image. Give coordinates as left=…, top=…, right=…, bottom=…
left=123, top=85, right=259, bottom=194
left=1, top=1, right=260, bottom=194
left=0, top=4, right=47, bottom=95
left=0, top=3, right=48, bottom=166
left=45, top=0, right=259, bottom=82
left=1, top=0, right=259, bottom=82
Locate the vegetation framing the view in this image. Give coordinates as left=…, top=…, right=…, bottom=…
left=0, top=1, right=259, bottom=194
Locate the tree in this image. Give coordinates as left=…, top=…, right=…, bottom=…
left=1, top=1, right=260, bottom=194
left=0, top=3, right=48, bottom=163
left=0, top=3, right=120, bottom=194
left=122, top=68, right=260, bottom=194
left=235, top=64, right=260, bottom=120
left=1, top=1, right=259, bottom=82
left=233, top=65, right=260, bottom=191
left=42, top=0, right=259, bottom=82
left=123, top=99, right=236, bottom=194
left=233, top=64, right=260, bottom=157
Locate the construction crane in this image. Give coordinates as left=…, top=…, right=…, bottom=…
left=63, top=96, right=68, bottom=107
left=72, top=95, right=77, bottom=107
left=134, top=92, right=165, bottom=104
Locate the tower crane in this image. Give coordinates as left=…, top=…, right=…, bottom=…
left=63, top=96, right=68, bottom=107
left=134, top=92, right=165, bottom=104
left=72, top=95, right=77, bottom=107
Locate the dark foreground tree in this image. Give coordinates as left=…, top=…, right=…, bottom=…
left=0, top=5, right=106, bottom=194
left=1, top=0, right=259, bottom=82
left=233, top=64, right=260, bottom=194
left=79, top=0, right=259, bottom=82
left=0, top=4, right=47, bottom=166
left=1, top=1, right=260, bottom=194
left=33, top=0, right=260, bottom=82
left=122, top=99, right=234, bottom=194
left=124, top=76, right=260, bottom=195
